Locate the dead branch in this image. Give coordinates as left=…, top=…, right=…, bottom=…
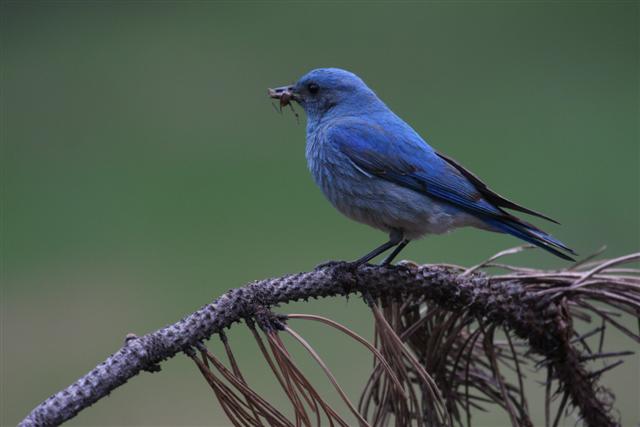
left=18, top=251, right=640, bottom=427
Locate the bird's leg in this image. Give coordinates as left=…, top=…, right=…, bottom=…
left=380, top=239, right=411, bottom=266
left=355, top=230, right=403, bottom=265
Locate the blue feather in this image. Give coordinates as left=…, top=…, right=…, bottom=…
left=328, top=117, right=576, bottom=260
left=272, top=67, right=576, bottom=262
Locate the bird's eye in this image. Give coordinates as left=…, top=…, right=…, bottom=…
left=307, top=83, right=319, bottom=94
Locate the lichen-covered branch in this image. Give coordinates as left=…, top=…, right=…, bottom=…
left=18, top=253, right=640, bottom=427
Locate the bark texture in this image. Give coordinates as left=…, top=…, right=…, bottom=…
left=19, top=262, right=623, bottom=427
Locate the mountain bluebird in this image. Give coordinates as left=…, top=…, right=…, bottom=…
left=269, top=68, right=575, bottom=264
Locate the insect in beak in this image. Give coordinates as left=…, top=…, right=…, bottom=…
left=268, top=85, right=295, bottom=107
left=268, top=85, right=299, bottom=123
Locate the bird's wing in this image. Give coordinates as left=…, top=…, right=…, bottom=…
left=327, top=118, right=515, bottom=221
left=434, top=151, right=559, bottom=223
left=326, top=118, right=574, bottom=260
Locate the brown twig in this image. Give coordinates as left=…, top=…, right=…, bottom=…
left=18, top=252, right=639, bottom=427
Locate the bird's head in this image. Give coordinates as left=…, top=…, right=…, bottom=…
left=269, top=68, right=381, bottom=122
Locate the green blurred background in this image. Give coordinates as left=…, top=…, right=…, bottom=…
left=2, top=1, right=638, bottom=426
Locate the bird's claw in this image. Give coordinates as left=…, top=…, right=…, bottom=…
left=315, top=260, right=349, bottom=270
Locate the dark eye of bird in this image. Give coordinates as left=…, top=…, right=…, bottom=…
left=307, top=83, right=319, bottom=94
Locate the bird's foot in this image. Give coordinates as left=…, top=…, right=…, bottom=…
left=395, top=259, right=421, bottom=270
left=314, top=260, right=363, bottom=270
left=314, top=260, right=344, bottom=270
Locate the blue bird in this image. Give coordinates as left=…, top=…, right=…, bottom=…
left=269, top=68, right=576, bottom=264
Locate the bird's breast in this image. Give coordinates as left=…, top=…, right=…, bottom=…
left=304, top=126, right=482, bottom=239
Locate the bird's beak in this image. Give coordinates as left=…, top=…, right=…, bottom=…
left=268, top=85, right=296, bottom=107
left=268, top=85, right=294, bottom=99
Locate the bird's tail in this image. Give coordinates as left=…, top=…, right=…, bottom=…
left=484, top=216, right=577, bottom=261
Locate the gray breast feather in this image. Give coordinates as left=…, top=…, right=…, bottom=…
left=305, top=131, right=482, bottom=239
